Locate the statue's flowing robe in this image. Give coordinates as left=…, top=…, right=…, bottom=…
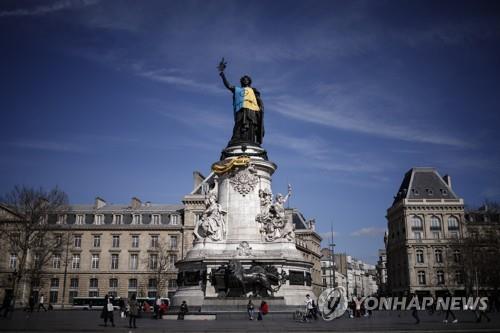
left=229, top=87, right=264, bottom=146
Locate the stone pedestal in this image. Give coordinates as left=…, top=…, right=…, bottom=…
left=172, top=145, right=313, bottom=307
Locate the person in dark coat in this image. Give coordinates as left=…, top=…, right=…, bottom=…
left=0, top=293, right=13, bottom=318
left=178, top=300, right=188, bottom=320
left=128, top=294, right=139, bottom=328
left=101, top=295, right=115, bottom=327
left=28, top=294, right=35, bottom=313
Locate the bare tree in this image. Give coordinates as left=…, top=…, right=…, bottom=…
left=141, top=239, right=175, bottom=299
left=0, top=186, right=68, bottom=307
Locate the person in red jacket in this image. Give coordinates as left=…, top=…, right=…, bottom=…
left=159, top=300, right=169, bottom=317
left=258, top=301, right=269, bottom=320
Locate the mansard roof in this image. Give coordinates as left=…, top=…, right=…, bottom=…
left=68, top=203, right=183, bottom=213
left=393, top=167, right=459, bottom=205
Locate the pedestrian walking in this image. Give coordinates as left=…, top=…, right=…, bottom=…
left=128, top=294, right=139, bottom=328
left=101, top=295, right=115, bottom=327
left=154, top=296, right=161, bottom=319
left=0, top=293, right=13, bottom=318
left=178, top=300, right=188, bottom=320
left=37, top=294, right=47, bottom=312
left=476, top=295, right=491, bottom=323
left=304, top=294, right=313, bottom=322
left=159, top=300, right=168, bottom=318
left=257, top=301, right=269, bottom=321
left=26, top=294, right=35, bottom=315
left=247, top=299, right=255, bottom=320
left=311, top=299, right=318, bottom=320
left=443, top=290, right=458, bottom=324
left=410, top=294, right=420, bottom=324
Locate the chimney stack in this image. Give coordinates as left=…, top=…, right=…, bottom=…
left=131, top=197, right=142, bottom=209
left=95, top=197, right=106, bottom=209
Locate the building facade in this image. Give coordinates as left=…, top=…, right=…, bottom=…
left=386, top=168, right=466, bottom=297
left=0, top=173, right=322, bottom=305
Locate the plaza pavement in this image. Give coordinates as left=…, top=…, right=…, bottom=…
left=0, top=310, right=499, bottom=333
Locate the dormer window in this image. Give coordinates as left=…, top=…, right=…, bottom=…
left=76, top=214, right=85, bottom=225
left=113, top=214, right=122, bottom=225
left=152, top=215, right=160, bottom=225
left=426, top=188, right=433, bottom=196
left=94, top=214, right=104, bottom=225
left=170, top=215, right=179, bottom=225
left=57, top=215, right=66, bottom=225
left=132, top=214, right=141, bottom=225
left=440, top=189, right=448, bottom=195
left=411, top=189, right=419, bottom=196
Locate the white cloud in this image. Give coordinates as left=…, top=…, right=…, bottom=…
left=268, top=95, right=471, bottom=148
left=0, top=0, right=99, bottom=17
left=267, top=133, right=390, bottom=174
left=351, top=227, right=386, bottom=237
left=138, top=69, right=221, bottom=95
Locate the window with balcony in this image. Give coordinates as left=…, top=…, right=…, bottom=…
left=51, top=278, right=59, bottom=288
left=91, top=254, right=100, bottom=269
left=93, top=235, right=101, bottom=248
left=109, top=278, right=118, bottom=289
left=170, top=235, right=178, bottom=249
left=430, top=216, right=441, bottom=230
left=52, top=254, right=61, bottom=269
left=437, top=270, right=445, bottom=285
left=435, top=249, right=443, bottom=263
left=55, top=234, right=62, bottom=247
left=151, top=235, right=159, bottom=248
left=169, top=254, right=177, bottom=268
left=9, top=253, right=17, bottom=269
left=112, top=235, right=120, bottom=248
left=70, top=278, right=79, bottom=289
left=89, top=278, right=98, bottom=289
left=111, top=254, right=119, bottom=270
left=418, top=271, right=426, bottom=285
left=413, top=232, right=422, bottom=240
left=148, top=278, right=157, bottom=289
left=416, top=249, right=424, bottom=263
left=73, top=235, right=82, bottom=248
left=168, top=279, right=177, bottom=289
left=130, top=254, right=138, bottom=270
left=411, top=216, right=423, bottom=230
left=131, top=235, right=139, bottom=248
left=49, top=291, right=58, bottom=303
left=447, top=216, right=459, bottom=230
left=72, top=254, right=80, bottom=269
left=149, top=254, right=158, bottom=270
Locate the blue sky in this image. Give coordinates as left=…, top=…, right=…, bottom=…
left=1, top=0, right=499, bottom=263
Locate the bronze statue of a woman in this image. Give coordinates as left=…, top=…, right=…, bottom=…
left=218, top=58, right=264, bottom=147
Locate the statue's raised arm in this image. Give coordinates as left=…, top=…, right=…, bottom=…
left=218, top=57, right=264, bottom=146
left=218, top=58, right=234, bottom=92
